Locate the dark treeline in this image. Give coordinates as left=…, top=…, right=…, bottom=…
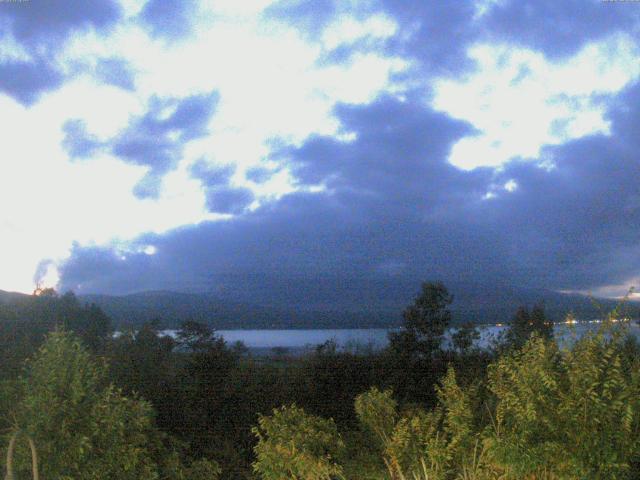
left=0, top=283, right=638, bottom=478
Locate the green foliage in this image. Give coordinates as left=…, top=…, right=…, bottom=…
left=252, top=404, right=345, bottom=480
left=355, top=369, right=489, bottom=480
left=182, top=458, right=222, bottom=479
left=487, top=335, right=563, bottom=476
left=9, top=330, right=161, bottom=479
left=355, top=387, right=398, bottom=448
left=5, top=283, right=640, bottom=479
left=487, top=322, right=640, bottom=479
left=384, top=407, right=443, bottom=479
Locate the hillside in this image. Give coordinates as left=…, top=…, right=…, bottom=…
left=1, top=285, right=636, bottom=330
left=81, top=283, right=638, bottom=329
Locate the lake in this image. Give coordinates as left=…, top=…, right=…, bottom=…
left=162, top=319, right=640, bottom=353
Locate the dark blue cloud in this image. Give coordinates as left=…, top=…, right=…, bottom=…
left=190, top=159, right=234, bottom=186
left=95, top=57, right=136, bottom=90
left=379, top=0, right=479, bottom=76
left=267, top=0, right=640, bottom=88
left=139, top=0, right=197, bottom=40
left=0, top=58, right=63, bottom=105
left=58, top=84, right=640, bottom=309
left=59, top=244, right=161, bottom=295
left=246, top=166, right=275, bottom=183
left=266, top=0, right=479, bottom=77
left=61, top=92, right=219, bottom=198
left=59, top=95, right=494, bottom=299
left=189, top=160, right=254, bottom=214
left=481, top=0, right=639, bottom=59
left=1, top=0, right=121, bottom=46
left=288, top=94, right=478, bottom=196
left=205, top=187, right=254, bottom=214
left=0, top=0, right=121, bottom=105
left=109, top=91, right=219, bottom=198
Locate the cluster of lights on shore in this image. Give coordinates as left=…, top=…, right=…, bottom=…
left=492, top=317, right=633, bottom=328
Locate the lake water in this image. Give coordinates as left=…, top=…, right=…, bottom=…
left=163, top=320, right=640, bottom=352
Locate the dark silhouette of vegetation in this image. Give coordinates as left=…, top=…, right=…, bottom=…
left=255, top=319, right=640, bottom=479
left=0, top=284, right=638, bottom=478
left=389, top=281, right=453, bottom=358
left=503, top=303, right=553, bottom=350
left=451, top=321, right=480, bottom=355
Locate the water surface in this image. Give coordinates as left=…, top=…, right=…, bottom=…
left=162, top=320, right=640, bottom=351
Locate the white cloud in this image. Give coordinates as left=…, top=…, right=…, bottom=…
left=433, top=34, right=640, bottom=170
left=0, top=2, right=407, bottom=292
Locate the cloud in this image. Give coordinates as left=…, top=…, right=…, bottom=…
left=95, top=57, right=136, bottom=90
left=246, top=166, right=276, bottom=183
left=58, top=82, right=640, bottom=306
left=0, top=0, right=121, bottom=104
left=62, top=119, right=102, bottom=159
left=264, top=0, right=338, bottom=38
left=205, top=186, right=254, bottom=214
left=266, top=0, right=478, bottom=77
left=376, top=0, right=479, bottom=76
left=139, top=0, right=197, bottom=39
left=0, top=0, right=121, bottom=46
left=481, top=0, right=639, bottom=59
left=189, top=160, right=254, bottom=213
left=0, top=59, right=63, bottom=105
left=62, top=91, right=219, bottom=198
left=266, top=0, right=640, bottom=94
left=190, top=160, right=235, bottom=186
left=58, top=95, right=493, bottom=300
left=432, top=36, right=640, bottom=169
left=5, top=0, right=640, bottom=305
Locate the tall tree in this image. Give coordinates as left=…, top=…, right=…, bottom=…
left=9, top=330, right=161, bottom=479
left=505, top=304, right=553, bottom=350
left=389, top=281, right=453, bottom=357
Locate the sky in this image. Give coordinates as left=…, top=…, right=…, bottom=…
left=1, top=0, right=640, bottom=306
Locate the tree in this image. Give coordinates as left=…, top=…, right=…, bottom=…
left=107, top=320, right=175, bottom=405
left=7, top=329, right=219, bottom=480
left=57, top=292, right=112, bottom=351
left=173, top=321, right=238, bottom=457
left=9, top=330, right=162, bottom=479
left=530, top=303, right=553, bottom=340
left=504, top=303, right=553, bottom=350
left=176, top=320, right=219, bottom=352
left=451, top=322, right=480, bottom=355
left=389, top=281, right=453, bottom=357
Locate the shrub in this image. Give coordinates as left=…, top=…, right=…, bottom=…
left=252, top=404, right=345, bottom=479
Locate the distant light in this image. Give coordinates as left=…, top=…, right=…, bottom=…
left=143, top=245, right=157, bottom=255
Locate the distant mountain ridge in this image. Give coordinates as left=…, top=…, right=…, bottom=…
left=1, top=285, right=637, bottom=329
left=80, top=290, right=398, bottom=329
left=80, top=284, right=638, bottom=329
